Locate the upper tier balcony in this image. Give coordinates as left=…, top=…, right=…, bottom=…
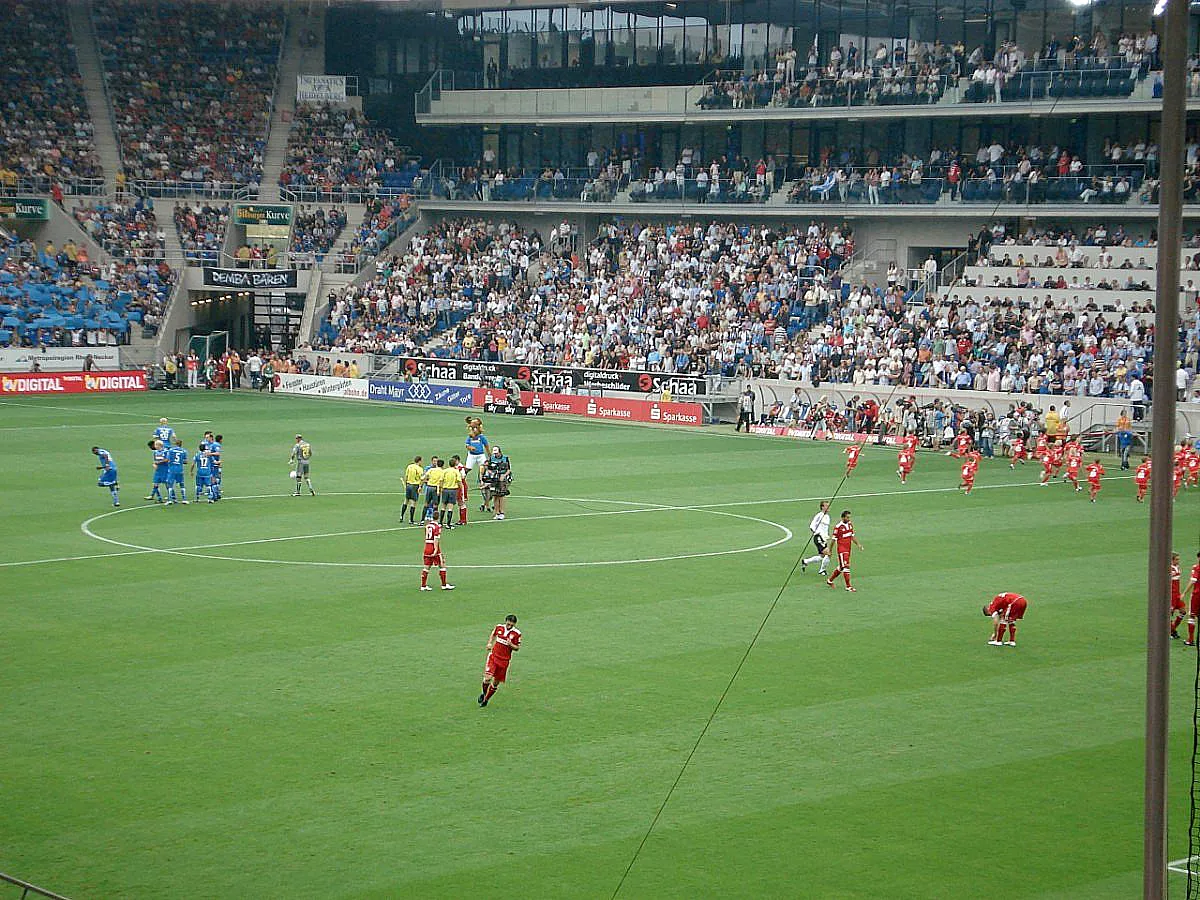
left=415, top=62, right=1188, bottom=125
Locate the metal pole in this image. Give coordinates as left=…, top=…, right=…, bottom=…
left=1145, top=0, right=1186, bottom=894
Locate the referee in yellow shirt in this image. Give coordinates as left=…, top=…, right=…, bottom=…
left=422, top=458, right=443, bottom=522
left=401, top=455, right=425, bottom=525
left=439, top=462, right=461, bottom=528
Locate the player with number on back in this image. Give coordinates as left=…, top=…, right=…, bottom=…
left=1085, top=458, right=1105, bottom=502
left=825, top=509, right=863, bottom=592
left=844, top=443, right=861, bottom=477
left=1135, top=456, right=1152, bottom=502
left=91, top=446, right=120, bottom=507
left=479, top=614, right=521, bottom=707
left=897, top=446, right=914, bottom=484
left=290, top=435, right=316, bottom=497
left=1010, top=434, right=1028, bottom=469
left=419, top=509, right=455, bottom=592
left=166, top=437, right=189, bottom=504
left=801, top=500, right=831, bottom=577
left=983, top=592, right=1027, bottom=646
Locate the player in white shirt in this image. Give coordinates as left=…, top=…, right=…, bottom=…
left=801, top=501, right=832, bottom=576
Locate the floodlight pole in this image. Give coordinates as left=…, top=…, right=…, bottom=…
left=1145, top=0, right=1186, bottom=895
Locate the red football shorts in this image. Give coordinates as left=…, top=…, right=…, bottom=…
left=1191, top=591, right=1200, bottom=617
left=837, top=550, right=851, bottom=569
left=423, top=552, right=443, bottom=568
left=899, top=465, right=912, bottom=474
left=484, top=655, right=510, bottom=683
left=1003, top=598, right=1027, bottom=622
left=1088, top=479, right=1101, bottom=491
left=1172, top=589, right=1185, bottom=612
left=1067, top=466, right=1080, bottom=478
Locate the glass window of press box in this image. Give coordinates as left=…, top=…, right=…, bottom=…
left=443, top=0, right=1181, bottom=85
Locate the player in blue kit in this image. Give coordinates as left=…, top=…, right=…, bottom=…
left=201, top=431, right=224, bottom=501
left=153, top=417, right=175, bottom=446
left=165, top=437, right=189, bottom=504
left=192, top=444, right=215, bottom=502
left=145, top=439, right=170, bottom=502
left=91, top=446, right=120, bottom=506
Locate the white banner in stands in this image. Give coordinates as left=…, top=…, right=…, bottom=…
left=276, top=373, right=369, bottom=400
left=297, top=75, right=347, bottom=103
left=0, top=347, right=123, bottom=371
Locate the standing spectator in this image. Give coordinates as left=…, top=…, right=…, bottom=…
left=736, top=387, right=756, bottom=432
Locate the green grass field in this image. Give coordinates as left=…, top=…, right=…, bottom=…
left=1, top=390, right=1197, bottom=899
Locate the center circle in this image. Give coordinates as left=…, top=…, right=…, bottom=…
left=79, top=493, right=793, bottom=569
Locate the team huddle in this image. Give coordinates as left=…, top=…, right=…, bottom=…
left=91, top=418, right=223, bottom=507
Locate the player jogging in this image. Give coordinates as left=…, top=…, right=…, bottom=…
left=1010, top=435, right=1028, bottom=469
left=1038, top=442, right=1057, bottom=486
left=1135, top=456, right=1151, bottom=502
left=91, top=446, right=120, bottom=507
left=479, top=614, right=521, bottom=707
left=420, top=510, right=455, bottom=592
left=959, top=456, right=977, bottom=495
left=949, top=430, right=971, bottom=458
left=825, top=509, right=863, bottom=592
left=1085, top=459, right=1105, bottom=502
left=984, top=592, right=1027, bottom=646
left=801, top=501, right=832, bottom=576
left=1186, top=552, right=1200, bottom=646
left=1064, top=440, right=1084, bottom=490
left=290, top=435, right=316, bottom=496
left=844, top=443, right=861, bottom=477
left=1171, top=553, right=1186, bottom=639
left=166, top=437, right=189, bottom=504
left=897, top=446, right=914, bottom=483
left=401, top=456, right=424, bottom=524
left=145, top=439, right=169, bottom=502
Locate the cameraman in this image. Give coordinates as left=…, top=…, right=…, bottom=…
left=482, top=445, right=513, bottom=520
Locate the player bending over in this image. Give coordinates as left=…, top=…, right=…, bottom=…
left=825, top=509, right=863, bottom=592
left=984, top=592, right=1027, bottom=646
left=420, top=510, right=455, bottom=592
left=801, top=501, right=832, bottom=577
left=479, top=614, right=521, bottom=707
left=290, top=435, right=316, bottom=496
left=92, top=446, right=120, bottom=507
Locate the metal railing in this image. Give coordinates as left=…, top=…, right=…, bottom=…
left=129, top=180, right=260, bottom=201
left=2, top=175, right=105, bottom=197
left=696, top=69, right=954, bottom=110
left=0, top=870, right=73, bottom=900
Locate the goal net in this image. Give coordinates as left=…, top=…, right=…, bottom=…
left=188, top=330, right=228, bottom=363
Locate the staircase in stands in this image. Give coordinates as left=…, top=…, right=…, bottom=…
left=65, top=0, right=123, bottom=195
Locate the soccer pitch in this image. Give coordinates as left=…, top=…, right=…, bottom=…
left=1, top=391, right=1197, bottom=898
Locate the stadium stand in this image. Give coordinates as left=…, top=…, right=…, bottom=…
left=0, top=0, right=102, bottom=193
left=92, top=0, right=284, bottom=193
left=173, top=202, right=229, bottom=266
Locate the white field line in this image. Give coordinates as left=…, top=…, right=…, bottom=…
left=0, top=473, right=1142, bottom=570
left=1168, top=855, right=1199, bottom=875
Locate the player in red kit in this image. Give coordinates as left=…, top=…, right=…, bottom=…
left=983, top=592, right=1027, bottom=646
left=1188, top=445, right=1200, bottom=488
left=1049, top=441, right=1065, bottom=477
left=844, top=443, right=862, bottom=476
left=826, top=509, right=863, bottom=592
left=1034, top=433, right=1049, bottom=461
left=420, top=511, right=455, bottom=591
left=1085, top=459, right=1105, bottom=502
left=1187, top=553, right=1200, bottom=646
left=1175, top=464, right=1186, bottom=499
left=450, top=454, right=469, bottom=525
left=959, top=456, right=978, bottom=495
left=1010, top=436, right=1027, bottom=469
left=1171, top=553, right=1186, bottom=639
left=897, top=447, right=914, bottom=483
left=1038, top=443, right=1057, bottom=486
left=1064, top=440, right=1084, bottom=490
left=902, top=433, right=919, bottom=454
left=1135, top=457, right=1151, bottom=502
left=949, top=431, right=971, bottom=458
left=479, top=614, right=521, bottom=706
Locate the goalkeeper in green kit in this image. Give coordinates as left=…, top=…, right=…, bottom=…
left=290, top=434, right=316, bottom=497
